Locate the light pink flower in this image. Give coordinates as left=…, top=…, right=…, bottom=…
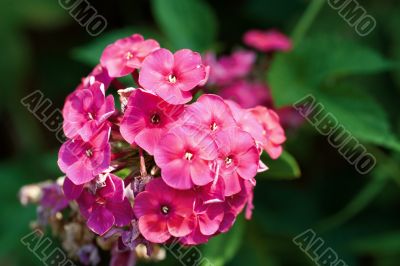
left=100, top=34, right=160, bottom=77
left=154, top=126, right=218, bottom=190
left=183, top=94, right=237, bottom=135
left=243, top=29, right=292, bottom=52
left=77, top=174, right=133, bottom=235
left=139, top=48, right=208, bottom=104
left=133, top=178, right=195, bottom=243
left=58, top=126, right=111, bottom=185
left=215, top=128, right=259, bottom=196
left=219, top=81, right=272, bottom=109
left=63, top=81, right=115, bottom=142
left=250, top=106, right=286, bottom=159
left=120, top=89, right=184, bottom=155
left=205, top=50, right=256, bottom=85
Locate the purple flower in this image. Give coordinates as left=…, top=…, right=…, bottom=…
left=40, top=183, right=69, bottom=214
left=77, top=174, right=134, bottom=235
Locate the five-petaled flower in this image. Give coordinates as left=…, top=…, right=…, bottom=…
left=139, top=48, right=208, bottom=104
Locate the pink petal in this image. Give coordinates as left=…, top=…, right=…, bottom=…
left=138, top=214, right=170, bottom=243
left=108, top=198, right=133, bottom=227
left=167, top=214, right=194, bottom=237
left=63, top=177, right=84, bottom=200
left=133, top=191, right=160, bottom=217
left=87, top=205, right=115, bottom=235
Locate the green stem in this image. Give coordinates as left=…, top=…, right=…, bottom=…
left=291, top=0, right=325, bottom=47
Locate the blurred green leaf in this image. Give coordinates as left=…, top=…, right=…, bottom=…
left=201, top=216, right=244, bottom=266
left=72, top=27, right=166, bottom=66
left=151, top=0, right=217, bottom=51
left=268, top=34, right=400, bottom=151
left=259, top=151, right=301, bottom=180
left=349, top=232, right=400, bottom=255
left=269, top=34, right=393, bottom=106
left=317, top=87, right=400, bottom=151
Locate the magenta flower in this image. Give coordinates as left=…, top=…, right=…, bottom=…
left=58, top=126, right=111, bottom=185
left=181, top=201, right=224, bottom=245
left=184, top=94, right=237, bottom=135
left=243, top=29, right=292, bottom=52
left=205, top=50, right=256, bottom=86
left=63, top=177, right=84, bottom=200
left=120, top=89, right=184, bottom=155
left=154, top=126, right=218, bottom=189
left=133, top=178, right=195, bottom=243
left=250, top=106, right=286, bottom=159
left=77, top=174, right=133, bottom=235
left=219, top=81, right=272, bottom=109
left=139, top=48, right=208, bottom=104
left=100, top=34, right=160, bottom=77
left=63, top=81, right=115, bottom=142
left=215, top=128, right=259, bottom=196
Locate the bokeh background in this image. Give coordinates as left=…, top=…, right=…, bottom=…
left=1, top=0, right=400, bottom=265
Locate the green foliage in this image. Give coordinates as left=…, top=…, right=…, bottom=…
left=151, top=0, right=217, bottom=51
left=268, top=34, right=400, bottom=151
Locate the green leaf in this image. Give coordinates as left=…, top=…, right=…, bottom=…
left=259, top=151, right=301, bottom=180
left=200, top=216, right=245, bottom=266
left=151, top=0, right=217, bottom=51
left=349, top=232, right=400, bottom=255
left=268, top=34, right=393, bottom=107
left=316, top=87, right=400, bottom=151
left=268, top=34, right=400, bottom=151
left=72, top=27, right=166, bottom=66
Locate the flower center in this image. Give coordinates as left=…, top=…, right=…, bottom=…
left=125, top=51, right=134, bottom=60
left=168, top=74, right=177, bottom=84
left=210, top=122, right=218, bottom=131
left=185, top=152, right=194, bottom=161
left=150, top=113, right=161, bottom=125
left=85, top=149, right=93, bottom=158
left=88, top=112, right=94, bottom=120
left=225, top=156, right=233, bottom=166
left=161, top=205, right=169, bottom=215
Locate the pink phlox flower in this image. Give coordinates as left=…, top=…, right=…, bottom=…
left=219, top=81, right=272, bottom=109
left=58, top=126, right=111, bottom=185
left=77, top=174, right=133, bottom=235
left=250, top=106, right=286, bottom=159
left=63, top=81, right=115, bottom=142
left=139, top=48, right=208, bottom=104
left=215, top=128, right=259, bottom=196
left=133, top=178, right=196, bottom=243
left=205, top=50, right=256, bottom=86
left=180, top=200, right=224, bottom=245
left=225, top=100, right=268, bottom=173
left=219, top=180, right=253, bottom=233
left=154, top=125, right=218, bottom=190
left=243, top=29, right=292, bottom=52
left=120, top=89, right=184, bottom=155
left=183, top=94, right=237, bottom=136
left=100, top=34, right=160, bottom=77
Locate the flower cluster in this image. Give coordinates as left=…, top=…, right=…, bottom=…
left=22, top=30, right=290, bottom=265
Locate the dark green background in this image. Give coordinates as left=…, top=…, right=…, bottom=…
left=1, top=0, right=399, bottom=265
